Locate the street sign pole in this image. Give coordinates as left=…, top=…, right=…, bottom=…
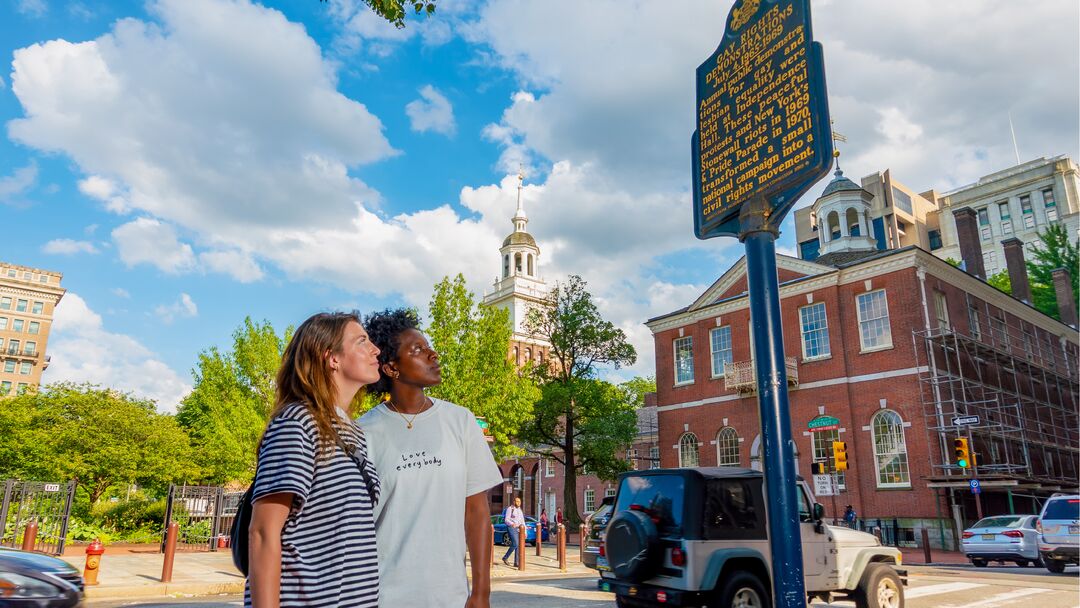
left=742, top=205, right=806, bottom=607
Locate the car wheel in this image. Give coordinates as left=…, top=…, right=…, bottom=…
left=971, top=559, right=988, bottom=567
left=1015, top=560, right=1029, bottom=567
left=1045, top=559, right=1066, bottom=574
left=712, top=571, right=771, bottom=608
left=1030, top=556, right=1044, bottom=568
left=853, top=563, right=904, bottom=608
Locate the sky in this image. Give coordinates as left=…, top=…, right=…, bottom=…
left=2, top=0, right=1077, bottom=412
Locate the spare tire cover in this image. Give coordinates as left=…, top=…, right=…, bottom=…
left=605, top=509, right=660, bottom=581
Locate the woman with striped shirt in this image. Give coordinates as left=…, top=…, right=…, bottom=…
left=246, top=312, right=382, bottom=607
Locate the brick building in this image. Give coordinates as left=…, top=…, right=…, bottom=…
left=645, top=241, right=1078, bottom=548
left=0, top=262, right=65, bottom=395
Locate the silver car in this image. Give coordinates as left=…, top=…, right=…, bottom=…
left=961, top=514, right=1042, bottom=567
left=1038, top=494, right=1079, bottom=573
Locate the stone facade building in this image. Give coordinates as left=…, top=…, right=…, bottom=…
left=0, top=262, right=65, bottom=396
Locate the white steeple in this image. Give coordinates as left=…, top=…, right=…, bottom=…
left=513, top=168, right=528, bottom=232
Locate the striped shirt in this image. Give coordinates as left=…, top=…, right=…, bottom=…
left=243, top=403, right=380, bottom=607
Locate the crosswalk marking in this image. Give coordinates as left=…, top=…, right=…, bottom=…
left=905, top=581, right=987, bottom=598
left=940, top=587, right=1053, bottom=608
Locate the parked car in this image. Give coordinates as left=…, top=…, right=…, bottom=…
left=1037, top=494, right=1079, bottom=573
left=597, top=468, right=906, bottom=608
left=582, top=496, right=615, bottom=570
left=0, top=547, right=84, bottom=607
left=491, top=514, right=549, bottom=546
left=960, top=514, right=1042, bottom=567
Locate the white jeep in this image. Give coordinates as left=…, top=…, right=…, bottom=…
left=597, top=468, right=906, bottom=608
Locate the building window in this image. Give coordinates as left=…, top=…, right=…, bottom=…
left=583, top=489, right=596, bottom=513
left=514, top=467, right=524, bottom=491
left=928, top=229, right=942, bottom=250
left=967, top=300, right=982, bottom=340
left=31, top=302, right=43, bottom=315
left=514, top=253, right=523, bottom=273
left=977, top=207, right=991, bottom=240
left=27, top=322, right=39, bottom=335
left=527, top=254, right=534, bottom=276
left=16, top=383, right=27, bottom=393
left=1020, top=194, right=1035, bottom=229
left=24, top=342, right=35, bottom=356
left=799, top=302, right=831, bottom=360
left=15, top=300, right=27, bottom=313
left=4, top=269, right=12, bottom=278
left=933, top=291, right=949, bottom=331
left=3, top=360, right=14, bottom=373
left=856, top=290, right=892, bottom=350
left=545, top=458, right=555, bottom=477
left=0, top=381, right=10, bottom=395
left=649, top=446, right=660, bottom=469
left=998, top=201, right=1012, bottom=235
left=0, top=297, right=10, bottom=310
left=810, top=422, right=845, bottom=489
left=39, top=276, right=48, bottom=284
left=716, top=427, right=740, bottom=467
left=678, top=432, right=700, bottom=468
left=982, top=251, right=997, bottom=275
left=524, top=347, right=532, bottom=362
left=12, top=319, right=23, bottom=332
left=0, top=317, right=6, bottom=330
left=871, top=410, right=910, bottom=488
left=991, top=316, right=1009, bottom=349
left=605, top=487, right=616, bottom=499
left=7, top=340, right=19, bottom=356
left=1043, top=188, right=1058, bottom=222
left=674, top=336, right=694, bottom=385
left=892, top=187, right=913, bottom=214
left=710, top=326, right=732, bottom=377
left=18, top=362, right=31, bottom=376
left=503, top=255, right=509, bottom=278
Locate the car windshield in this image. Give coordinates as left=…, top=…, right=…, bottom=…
left=972, top=516, right=1025, bottom=529
left=1043, top=499, right=1080, bottom=520
left=615, top=475, right=684, bottom=534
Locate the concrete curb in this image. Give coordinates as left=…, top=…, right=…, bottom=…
left=86, top=581, right=246, bottom=601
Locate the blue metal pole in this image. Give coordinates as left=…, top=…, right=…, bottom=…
left=742, top=229, right=807, bottom=608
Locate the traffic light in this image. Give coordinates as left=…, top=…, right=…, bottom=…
left=811, top=462, right=827, bottom=475
left=832, top=441, right=848, bottom=472
left=953, top=438, right=971, bottom=469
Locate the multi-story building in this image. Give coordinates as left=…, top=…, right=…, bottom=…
left=648, top=171, right=1079, bottom=549
left=0, top=262, right=65, bottom=396
left=795, top=156, right=1080, bottom=277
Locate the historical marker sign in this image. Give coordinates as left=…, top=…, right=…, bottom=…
left=692, top=0, right=833, bottom=239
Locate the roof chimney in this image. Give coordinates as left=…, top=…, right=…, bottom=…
left=1052, top=268, right=1078, bottom=328
left=1001, top=238, right=1032, bottom=304
left=952, top=208, right=985, bottom=279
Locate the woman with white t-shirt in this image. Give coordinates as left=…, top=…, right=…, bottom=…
left=359, top=308, right=503, bottom=608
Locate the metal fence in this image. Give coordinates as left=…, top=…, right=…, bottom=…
left=161, top=484, right=243, bottom=552
left=0, top=479, right=76, bottom=555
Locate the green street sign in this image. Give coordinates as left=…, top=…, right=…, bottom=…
left=808, top=416, right=840, bottom=432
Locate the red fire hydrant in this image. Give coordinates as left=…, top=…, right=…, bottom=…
left=84, top=539, right=104, bottom=586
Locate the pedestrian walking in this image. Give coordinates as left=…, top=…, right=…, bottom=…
left=844, top=505, right=857, bottom=529
left=245, top=312, right=382, bottom=607
left=359, top=309, right=503, bottom=608
left=539, top=508, right=549, bottom=538
left=502, top=498, right=526, bottom=565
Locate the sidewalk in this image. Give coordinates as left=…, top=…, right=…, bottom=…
left=64, top=543, right=594, bottom=602
left=898, top=547, right=970, bottom=566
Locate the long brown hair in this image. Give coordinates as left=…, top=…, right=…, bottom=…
left=266, top=311, right=361, bottom=457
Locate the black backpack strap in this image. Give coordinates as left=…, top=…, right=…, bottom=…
left=335, top=432, right=380, bottom=508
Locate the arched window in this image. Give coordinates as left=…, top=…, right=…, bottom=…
left=514, top=466, right=524, bottom=491
left=716, top=427, right=740, bottom=467
left=512, top=346, right=519, bottom=363
left=514, top=252, right=523, bottom=273
left=527, top=254, right=534, bottom=276
left=503, top=255, right=510, bottom=278
left=846, top=207, right=861, bottom=236
left=751, top=435, right=800, bottom=473
left=871, top=410, right=910, bottom=488
left=678, top=432, right=700, bottom=468
left=537, top=351, right=544, bottom=365
left=524, top=347, right=532, bottom=361
left=827, top=210, right=841, bottom=240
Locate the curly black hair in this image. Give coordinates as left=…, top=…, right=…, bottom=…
left=363, top=307, right=421, bottom=396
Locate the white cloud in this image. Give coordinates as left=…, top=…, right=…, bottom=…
left=16, top=0, right=47, bottom=18
left=405, top=85, right=456, bottom=136
left=154, top=292, right=198, bottom=324
left=0, top=162, right=38, bottom=203
left=42, top=238, right=98, bottom=255
left=111, top=287, right=130, bottom=299
left=198, top=249, right=264, bottom=283
left=111, top=218, right=196, bottom=274
left=77, top=175, right=129, bottom=213
left=44, top=293, right=191, bottom=412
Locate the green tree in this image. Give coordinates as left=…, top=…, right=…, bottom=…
left=319, top=0, right=436, bottom=28
left=422, top=274, right=539, bottom=460
left=0, top=383, right=198, bottom=503
left=987, top=269, right=1011, bottom=296
left=1026, top=223, right=1079, bottom=320
left=618, top=375, right=656, bottom=408
left=520, top=275, right=637, bottom=526
left=176, top=318, right=291, bottom=484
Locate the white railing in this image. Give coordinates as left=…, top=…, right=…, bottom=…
left=724, top=357, right=799, bottom=393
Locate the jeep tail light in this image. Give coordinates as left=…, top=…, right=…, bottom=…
left=670, top=547, right=686, bottom=567
left=599, top=542, right=605, bottom=557
left=656, top=591, right=668, bottom=603
left=1002, top=530, right=1023, bottom=538
left=1035, top=519, right=1042, bottom=533
left=962, top=531, right=974, bottom=539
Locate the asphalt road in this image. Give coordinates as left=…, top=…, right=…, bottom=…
left=91, top=564, right=1080, bottom=607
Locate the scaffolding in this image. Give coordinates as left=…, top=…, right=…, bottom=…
left=912, top=297, right=1080, bottom=494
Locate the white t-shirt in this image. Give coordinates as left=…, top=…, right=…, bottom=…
left=358, top=398, right=503, bottom=608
